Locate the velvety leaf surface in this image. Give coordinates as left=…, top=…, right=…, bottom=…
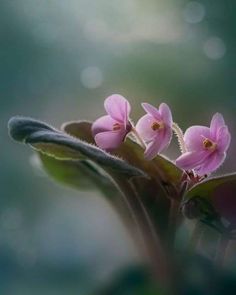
left=183, top=173, right=236, bottom=234
left=9, top=117, right=145, bottom=243
left=9, top=117, right=182, bottom=244
left=39, top=153, right=113, bottom=191
left=38, top=154, right=132, bottom=216
left=8, top=117, right=146, bottom=178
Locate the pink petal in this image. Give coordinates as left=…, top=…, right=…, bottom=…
left=159, top=126, right=172, bottom=151
left=195, top=152, right=226, bottom=176
left=175, top=150, right=208, bottom=171
left=159, top=103, right=173, bottom=127
left=135, top=114, right=160, bottom=142
left=216, top=126, right=231, bottom=153
left=143, top=127, right=172, bottom=160
left=104, top=94, right=131, bottom=123
left=210, top=113, right=225, bottom=139
left=184, top=126, right=211, bottom=151
left=144, top=139, right=163, bottom=160
left=94, top=129, right=126, bottom=151
left=92, top=115, right=117, bottom=136
left=141, top=103, right=162, bottom=121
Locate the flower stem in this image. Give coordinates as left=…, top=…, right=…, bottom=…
left=113, top=176, right=169, bottom=286
left=167, top=199, right=180, bottom=251
left=188, top=220, right=204, bottom=252
left=215, top=234, right=230, bottom=268
left=172, top=122, right=187, bottom=154
left=131, top=127, right=146, bottom=150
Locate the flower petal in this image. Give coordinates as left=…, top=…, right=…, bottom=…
left=104, top=94, right=131, bottom=123
left=210, top=113, right=225, bottom=139
left=159, top=126, right=172, bottom=151
left=216, top=126, right=231, bottom=153
left=92, top=115, right=116, bottom=136
left=135, top=114, right=160, bottom=142
left=141, top=103, right=162, bottom=120
left=159, top=103, right=173, bottom=127
left=195, top=152, right=226, bottom=176
left=94, top=129, right=126, bottom=151
left=143, top=127, right=172, bottom=160
left=184, top=126, right=211, bottom=151
left=176, top=150, right=208, bottom=171
left=144, top=139, right=163, bottom=160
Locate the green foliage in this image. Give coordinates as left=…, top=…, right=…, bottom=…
left=39, top=153, right=114, bottom=191
left=8, top=117, right=146, bottom=178
left=62, top=120, right=184, bottom=239
left=9, top=116, right=184, bottom=242
left=183, top=173, right=236, bottom=237
left=62, top=120, right=183, bottom=194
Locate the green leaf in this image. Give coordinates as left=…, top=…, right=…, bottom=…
left=62, top=121, right=184, bottom=237
left=38, top=153, right=114, bottom=191
left=183, top=173, right=236, bottom=236
left=8, top=117, right=146, bottom=178
left=62, top=121, right=183, bottom=194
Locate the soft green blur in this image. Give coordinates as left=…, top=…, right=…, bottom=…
left=1, top=0, right=235, bottom=294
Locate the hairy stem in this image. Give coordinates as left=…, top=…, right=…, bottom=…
left=172, top=122, right=187, bottom=154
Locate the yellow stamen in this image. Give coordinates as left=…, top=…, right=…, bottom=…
left=203, top=138, right=217, bottom=151
left=151, top=121, right=164, bottom=131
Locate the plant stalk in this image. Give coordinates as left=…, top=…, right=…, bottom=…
left=188, top=220, right=204, bottom=252
left=172, top=122, right=187, bottom=154
left=215, top=234, right=230, bottom=268
left=112, top=175, right=169, bottom=286
left=167, top=199, right=180, bottom=251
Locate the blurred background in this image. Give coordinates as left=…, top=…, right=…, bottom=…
left=0, top=0, right=235, bottom=294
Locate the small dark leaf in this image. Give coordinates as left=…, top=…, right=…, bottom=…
left=62, top=120, right=94, bottom=143
left=8, top=116, right=146, bottom=178
left=183, top=173, right=236, bottom=236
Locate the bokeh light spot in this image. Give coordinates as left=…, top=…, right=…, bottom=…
left=183, top=1, right=205, bottom=24
left=80, top=66, right=103, bottom=89
left=203, top=37, right=226, bottom=60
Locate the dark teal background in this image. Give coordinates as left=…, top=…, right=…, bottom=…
left=1, top=0, right=235, bottom=294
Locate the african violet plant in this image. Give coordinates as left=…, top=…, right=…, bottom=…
left=8, top=94, right=236, bottom=294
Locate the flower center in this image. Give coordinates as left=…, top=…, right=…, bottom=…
left=151, top=121, right=164, bottom=131
left=203, top=138, right=217, bottom=151
left=113, top=123, right=121, bottom=131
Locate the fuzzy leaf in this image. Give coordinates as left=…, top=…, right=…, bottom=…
left=38, top=153, right=113, bottom=191
left=62, top=121, right=184, bottom=237
left=8, top=117, right=146, bottom=178
left=62, top=121, right=183, bottom=195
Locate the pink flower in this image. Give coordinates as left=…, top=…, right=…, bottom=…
left=135, top=103, right=173, bottom=160
left=92, top=94, right=132, bottom=151
left=176, top=113, right=231, bottom=176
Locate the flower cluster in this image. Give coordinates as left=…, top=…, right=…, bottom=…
left=92, top=94, right=231, bottom=176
